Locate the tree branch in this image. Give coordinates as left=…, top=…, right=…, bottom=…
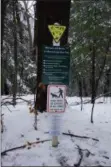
left=45, top=131, right=99, bottom=142
left=74, top=144, right=95, bottom=167
left=62, top=132, right=99, bottom=142
left=71, top=91, right=111, bottom=106
left=1, top=97, right=32, bottom=106
left=1, top=139, right=51, bottom=156
left=1, top=101, right=13, bottom=106
left=74, top=145, right=83, bottom=167
left=2, top=103, right=12, bottom=112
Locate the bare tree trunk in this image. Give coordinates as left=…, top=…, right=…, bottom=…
left=90, top=5, right=97, bottom=123
left=83, top=78, right=88, bottom=97
left=91, top=40, right=96, bottom=123
left=34, top=46, right=38, bottom=130
left=104, top=68, right=110, bottom=103
left=78, top=79, right=83, bottom=111
left=33, top=1, right=39, bottom=130
left=1, top=0, right=9, bottom=53
left=34, top=0, right=43, bottom=112
left=95, top=38, right=111, bottom=93
left=23, top=1, right=33, bottom=53
left=1, top=0, right=9, bottom=95
left=91, top=37, right=110, bottom=123
left=12, top=0, right=18, bottom=106
left=91, top=41, right=96, bottom=105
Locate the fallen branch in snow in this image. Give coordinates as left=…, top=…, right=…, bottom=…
left=68, top=130, right=75, bottom=143
left=58, top=156, right=69, bottom=166
left=62, top=132, right=99, bottom=142
left=1, top=103, right=12, bottom=112
left=1, top=101, right=13, bottom=106
left=1, top=98, right=32, bottom=106
left=103, top=155, right=109, bottom=159
left=1, top=144, right=26, bottom=156
left=76, top=145, right=95, bottom=157
left=1, top=96, right=12, bottom=101
left=74, top=145, right=83, bottom=167
left=16, top=97, right=32, bottom=103
left=44, top=131, right=99, bottom=142
left=71, top=92, right=111, bottom=106
left=74, top=145, right=95, bottom=167
left=1, top=139, right=51, bottom=156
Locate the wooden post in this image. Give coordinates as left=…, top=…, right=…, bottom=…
left=52, top=113, right=59, bottom=147
left=51, top=22, right=60, bottom=147
left=52, top=136, right=58, bottom=147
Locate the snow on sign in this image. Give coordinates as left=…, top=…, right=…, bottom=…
left=47, top=85, right=66, bottom=113
left=48, top=25, right=66, bottom=43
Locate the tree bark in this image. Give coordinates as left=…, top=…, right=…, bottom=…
left=90, top=40, right=96, bottom=123
left=78, top=79, right=83, bottom=111
left=23, top=1, right=33, bottom=52
left=104, top=68, right=110, bottom=97
left=83, top=78, right=88, bottom=97
left=91, top=41, right=96, bottom=105
left=95, top=38, right=111, bottom=93
left=1, top=0, right=9, bottom=53
left=12, top=0, right=18, bottom=106
left=1, top=0, right=9, bottom=95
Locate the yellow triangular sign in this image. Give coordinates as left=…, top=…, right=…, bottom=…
left=48, top=25, right=66, bottom=43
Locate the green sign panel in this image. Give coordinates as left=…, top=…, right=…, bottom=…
left=42, top=46, right=70, bottom=85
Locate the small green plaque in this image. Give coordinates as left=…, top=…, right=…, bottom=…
left=42, top=46, right=70, bottom=85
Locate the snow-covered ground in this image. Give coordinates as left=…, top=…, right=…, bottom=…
left=1, top=95, right=111, bottom=166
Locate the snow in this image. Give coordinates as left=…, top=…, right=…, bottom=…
left=1, top=95, right=111, bottom=166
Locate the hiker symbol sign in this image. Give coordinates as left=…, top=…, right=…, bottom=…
left=47, top=85, right=66, bottom=113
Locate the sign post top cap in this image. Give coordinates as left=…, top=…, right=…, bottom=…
left=54, top=22, right=60, bottom=26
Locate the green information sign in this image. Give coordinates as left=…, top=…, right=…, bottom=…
left=42, top=46, right=70, bottom=85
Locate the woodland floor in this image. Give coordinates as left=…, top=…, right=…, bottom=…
left=1, top=95, right=111, bottom=166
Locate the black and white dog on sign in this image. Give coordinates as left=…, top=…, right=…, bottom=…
left=50, top=93, right=58, bottom=98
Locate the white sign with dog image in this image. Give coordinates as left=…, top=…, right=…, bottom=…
left=47, top=85, right=66, bottom=113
